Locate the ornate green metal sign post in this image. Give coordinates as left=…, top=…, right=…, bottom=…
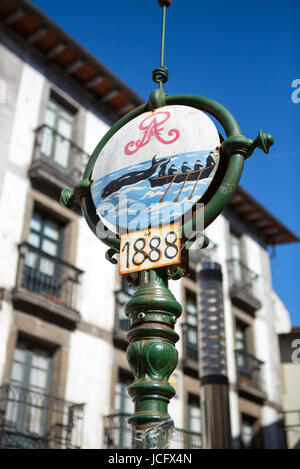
left=61, top=0, right=273, bottom=449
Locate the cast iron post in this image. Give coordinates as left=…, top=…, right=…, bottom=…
left=125, top=267, right=182, bottom=447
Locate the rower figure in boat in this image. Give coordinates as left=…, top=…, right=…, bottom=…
left=158, top=158, right=171, bottom=177
left=168, top=164, right=177, bottom=175
left=206, top=151, right=216, bottom=168
left=181, top=161, right=191, bottom=173
left=194, top=160, right=203, bottom=171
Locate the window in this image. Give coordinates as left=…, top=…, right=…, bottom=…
left=188, top=264, right=196, bottom=282
left=235, top=319, right=252, bottom=375
left=187, top=394, right=201, bottom=434
left=186, top=290, right=198, bottom=347
left=229, top=231, right=243, bottom=283
left=28, top=210, right=64, bottom=258
left=10, top=341, right=52, bottom=395
left=121, top=276, right=136, bottom=298
left=24, top=209, right=65, bottom=297
left=240, top=414, right=258, bottom=449
left=114, top=373, right=134, bottom=415
left=115, top=276, right=136, bottom=331
left=114, top=372, right=134, bottom=448
left=230, top=231, right=242, bottom=259
left=4, top=339, right=52, bottom=447
left=41, top=95, right=75, bottom=170
left=235, top=321, right=248, bottom=352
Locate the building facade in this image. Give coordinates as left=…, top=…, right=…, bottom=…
left=0, top=0, right=297, bottom=449
left=279, top=327, right=300, bottom=449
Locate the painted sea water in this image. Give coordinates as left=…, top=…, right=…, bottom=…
left=91, top=150, right=219, bottom=232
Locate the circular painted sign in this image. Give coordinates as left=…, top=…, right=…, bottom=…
left=91, top=105, right=220, bottom=234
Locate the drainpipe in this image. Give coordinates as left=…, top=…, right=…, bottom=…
left=197, top=261, right=232, bottom=449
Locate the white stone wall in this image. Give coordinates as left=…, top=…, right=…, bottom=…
left=83, top=110, right=109, bottom=155
left=65, top=329, right=113, bottom=449
left=281, top=361, right=300, bottom=448
left=0, top=301, right=14, bottom=384
left=75, top=217, right=116, bottom=331
left=0, top=61, right=45, bottom=290
left=0, top=171, right=29, bottom=289
left=7, top=63, right=44, bottom=171
left=0, top=58, right=46, bottom=385
left=273, top=291, right=292, bottom=335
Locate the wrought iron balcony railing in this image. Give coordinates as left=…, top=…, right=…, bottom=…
left=14, top=243, right=83, bottom=316
left=104, top=413, right=202, bottom=449
left=227, top=259, right=260, bottom=311
left=235, top=350, right=264, bottom=393
left=181, top=322, right=198, bottom=362
left=31, top=124, right=89, bottom=186
left=0, top=384, right=84, bottom=449
left=171, top=427, right=202, bottom=449
left=283, top=410, right=300, bottom=430
left=282, top=410, right=300, bottom=449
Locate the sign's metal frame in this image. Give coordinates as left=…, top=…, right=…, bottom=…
left=61, top=90, right=273, bottom=252
left=60, top=91, right=274, bottom=448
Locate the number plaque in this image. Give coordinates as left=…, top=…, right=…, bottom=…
left=119, top=223, right=181, bottom=274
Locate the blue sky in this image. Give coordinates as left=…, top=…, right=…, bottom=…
left=32, top=0, right=300, bottom=324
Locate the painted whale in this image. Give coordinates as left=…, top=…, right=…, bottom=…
left=101, top=155, right=169, bottom=199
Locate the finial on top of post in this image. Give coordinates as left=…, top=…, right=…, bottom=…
left=158, top=0, right=172, bottom=7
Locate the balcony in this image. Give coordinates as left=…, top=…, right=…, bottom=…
left=29, top=125, right=89, bottom=196
left=103, top=413, right=202, bottom=449
left=235, top=350, right=266, bottom=402
left=227, top=259, right=261, bottom=314
left=12, top=243, right=83, bottom=329
left=284, top=410, right=300, bottom=431
left=113, top=290, right=131, bottom=349
left=283, top=410, right=300, bottom=448
left=0, top=384, right=84, bottom=449
left=181, top=323, right=199, bottom=377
